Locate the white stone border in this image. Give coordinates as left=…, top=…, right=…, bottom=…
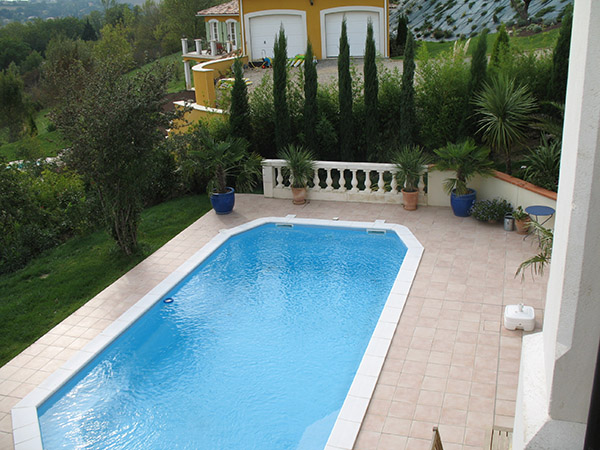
left=11, top=217, right=423, bottom=450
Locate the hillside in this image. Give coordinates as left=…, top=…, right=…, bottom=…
left=390, top=0, right=572, bottom=40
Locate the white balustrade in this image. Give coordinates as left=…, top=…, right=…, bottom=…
left=261, top=159, right=428, bottom=205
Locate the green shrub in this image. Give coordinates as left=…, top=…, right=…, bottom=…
left=470, top=198, right=513, bottom=222
left=519, top=136, right=561, bottom=191
left=491, top=50, right=552, bottom=103
left=0, top=164, right=93, bottom=274
left=415, top=44, right=470, bottom=149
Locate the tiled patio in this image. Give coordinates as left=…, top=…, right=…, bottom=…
left=0, top=195, right=548, bottom=450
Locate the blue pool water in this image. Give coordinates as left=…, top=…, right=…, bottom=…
left=39, top=224, right=407, bottom=449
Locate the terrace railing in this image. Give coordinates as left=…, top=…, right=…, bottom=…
left=262, top=159, right=428, bottom=205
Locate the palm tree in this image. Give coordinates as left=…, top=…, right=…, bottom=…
left=433, top=140, right=494, bottom=196
left=473, top=74, right=536, bottom=174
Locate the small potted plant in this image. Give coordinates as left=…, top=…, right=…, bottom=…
left=278, top=144, right=316, bottom=205
left=513, top=206, right=531, bottom=234
left=393, top=145, right=430, bottom=211
left=433, top=139, right=495, bottom=217
left=470, top=198, right=513, bottom=223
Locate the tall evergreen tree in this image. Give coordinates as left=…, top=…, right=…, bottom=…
left=338, top=18, right=353, bottom=161
left=303, top=41, right=318, bottom=153
left=399, top=32, right=416, bottom=147
left=273, top=26, right=290, bottom=151
left=490, top=24, right=510, bottom=68
left=0, top=68, right=28, bottom=141
left=469, top=29, right=488, bottom=96
left=467, top=29, right=488, bottom=136
left=230, top=57, right=251, bottom=141
left=363, top=19, right=378, bottom=160
left=548, top=5, right=573, bottom=102
left=395, top=15, right=408, bottom=56
left=82, top=19, right=97, bottom=41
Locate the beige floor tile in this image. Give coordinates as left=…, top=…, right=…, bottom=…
left=361, top=414, right=386, bottom=433
left=0, top=199, right=547, bottom=449
left=354, top=430, right=380, bottom=450
left=378, top=433, right=408, bottom=450
left=405, top=437, right=431, bottom=450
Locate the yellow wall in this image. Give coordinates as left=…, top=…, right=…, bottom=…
left=239, top=0, right=388, bottom=59
left=192, top=55, right=248, bottom=106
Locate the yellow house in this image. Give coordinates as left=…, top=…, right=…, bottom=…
left=198, top=1, right=242, bottom=55
left=239, top=0, right=389, bottom=60
left=192, top=0, right=389, bottom=62
left=176, top=0, right=389, bottom=128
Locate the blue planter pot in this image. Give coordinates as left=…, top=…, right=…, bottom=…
left=450, top=189, right=476, bottom=217
left=210, top=187, right=235, bottom=215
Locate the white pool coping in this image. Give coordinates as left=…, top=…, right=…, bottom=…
left=11, top=217, right=423, bottom=450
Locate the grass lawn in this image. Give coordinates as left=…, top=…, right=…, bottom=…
left=0, top=108, right=69, bottom=162
left=130, top=52, right=187, bottom=93
left=0, top=194, right=212, bottom=366
left=0, top=130, right=68, bottom=162
left=405, top=27, right=561, bottom=59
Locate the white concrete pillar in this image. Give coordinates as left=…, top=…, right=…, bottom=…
left=181, top=38, right=189, bottom=55
left=513, top=0, right=600, bottom=448
left=210, top=40, right=217, bottom=56
left=183, top=61, right=192, bottom=91
left=262, top=163, right=275, bottom=197
left=195, top=39, right=202, bottom=54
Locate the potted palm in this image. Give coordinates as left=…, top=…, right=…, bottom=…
left=278, top=144, right=316, bottom=205
left=433, top=139, right=494, bottom=217
left=513, top=206, right=531, bottom=234
left=393, top=145, right=429, bottom=211
left=178, top=132, right=262, bottom=214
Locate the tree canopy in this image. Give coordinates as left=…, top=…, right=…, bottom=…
left=52, top=62, right=176, bottom=254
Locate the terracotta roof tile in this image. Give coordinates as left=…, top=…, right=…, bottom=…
left=197, top=0, right=239, bottom=16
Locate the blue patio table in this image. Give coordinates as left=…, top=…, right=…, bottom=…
left=525, top=205, right=555, bottom=226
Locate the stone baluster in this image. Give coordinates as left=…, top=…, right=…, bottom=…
left=312, top=169, right=321, bottom=191
left=377, top=171, right=385, bottom=193
left=325, top=169, right=334, bottom=191
left=364, top=170, right=372, bottom=194
left=350, top=170, right=359, bottom=193
left=391, top=172, right=398, bottom=194
left=276, top=167, right=284, bottom=189
left=338, top=168, right=347, bottom=192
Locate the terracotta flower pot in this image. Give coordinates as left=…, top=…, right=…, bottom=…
left=401, top=189, right=419, bottom=211
left=515, top=217, right=531, bottom=235
left=291, top=186, right=307, bottom=205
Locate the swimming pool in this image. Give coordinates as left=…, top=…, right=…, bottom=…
left=12, top=217, right=423, bottom=450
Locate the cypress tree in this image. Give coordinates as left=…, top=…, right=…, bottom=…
left=399, top=31, right=416, bottom=147
left=273, top=26, right=290, bottom=151
left=490, top=24, right=510, bottom=68
left=82, top=19, right=97, bottom=41
left=363, top=19, right=378, bottom=160
left=230, top=57, right=251, bottom=142
left=395, top=15, right=408, bottom=56
left=469, top=29, right=488, bottom=96
left=303, top=41, right=318, bottom=154
left=467, top=29, right=488, bottom=136
left=338, top=18, right=353, bottom=161
left=548, top=5, right=572, bottom=102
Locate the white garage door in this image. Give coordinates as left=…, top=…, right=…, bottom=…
left=325, top=11, right=380, bottom=57
left=249, top=14, right=305, bottom=60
